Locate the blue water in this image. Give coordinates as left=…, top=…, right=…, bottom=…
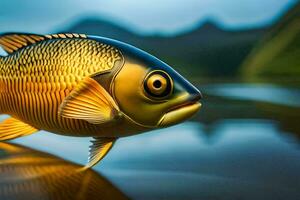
left=6, top=83, right=300, bottom=199
left=204, top=83, right=300, bottom=107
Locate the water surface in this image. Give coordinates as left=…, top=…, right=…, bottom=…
left=2, top=82, right=300, bottom=200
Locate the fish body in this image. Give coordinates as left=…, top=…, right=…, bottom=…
left=0, top=33, right=202, bottom=167
left=0, top=34, right=123, bottom=137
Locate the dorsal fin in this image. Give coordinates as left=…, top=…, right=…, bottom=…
left=0, top=33, right=87, bottom=54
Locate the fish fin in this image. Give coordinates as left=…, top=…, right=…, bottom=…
left=84, top=137, right=116, bottom=169
left=0, top=33, right=87, bottom=54
left=0, top=117, right=39, bottom=141
left=59, top=77, right=121, bottom=124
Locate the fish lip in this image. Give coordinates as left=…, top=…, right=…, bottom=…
left=158, top=100, right=201, bottom=127
left=167, top=100, right=199, bottom=113
left=166, top=93, right=202, bottom=113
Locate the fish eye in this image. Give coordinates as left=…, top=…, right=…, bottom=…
left=144, top=70, right=173, bottom=99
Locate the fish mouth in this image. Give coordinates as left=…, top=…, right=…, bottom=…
left=158, top=95, right=202, bottom=127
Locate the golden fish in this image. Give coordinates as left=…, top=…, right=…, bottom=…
left=0, top=33, right=202, bottom=168
left=0, top=142, right=129, bottom=200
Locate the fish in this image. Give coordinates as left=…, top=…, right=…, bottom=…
left=0, top=33, right=202, bottom=168
left=0, top=142, right=129, bottom=200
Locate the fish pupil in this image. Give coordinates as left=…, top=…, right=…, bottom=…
left=153, top=80, right=162, bottom=89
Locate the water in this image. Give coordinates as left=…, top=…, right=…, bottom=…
left=1, top=82, right=300, bottom=200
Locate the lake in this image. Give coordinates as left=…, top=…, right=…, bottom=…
left=1, top=82, right=300, bottom=200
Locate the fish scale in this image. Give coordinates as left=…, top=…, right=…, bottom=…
left=0, top=38, right=122, bottom=136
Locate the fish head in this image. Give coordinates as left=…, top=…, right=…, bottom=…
left=99, top=38, right=202, bottom=128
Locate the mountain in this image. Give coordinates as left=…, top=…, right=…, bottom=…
left=240, top=2, right=300, bottom=78
left=63, top=18, right=267, bottom=78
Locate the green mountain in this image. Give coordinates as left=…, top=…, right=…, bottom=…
left=64, top=19, right=266, bottom=78
left=241, top=2, right=300, bottom=78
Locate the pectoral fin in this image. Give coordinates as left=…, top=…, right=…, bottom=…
left=0, top=117, right=39, bottom=141
left=84, top=137, right=116, bottom=169
left=59, top=77, right=121, bottom=124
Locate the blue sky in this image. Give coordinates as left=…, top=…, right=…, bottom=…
left=0, top=0, right=298, bottom=35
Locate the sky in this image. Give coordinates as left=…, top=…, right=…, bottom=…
left=0, top=0, right=298, bottom=35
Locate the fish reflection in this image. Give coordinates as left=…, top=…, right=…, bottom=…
left=0, top=142, right=129, bottom=200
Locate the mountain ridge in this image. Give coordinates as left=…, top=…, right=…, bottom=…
left=241, top=2, right=300, bottom=78
left=63, top=16, right=268, bottom=77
